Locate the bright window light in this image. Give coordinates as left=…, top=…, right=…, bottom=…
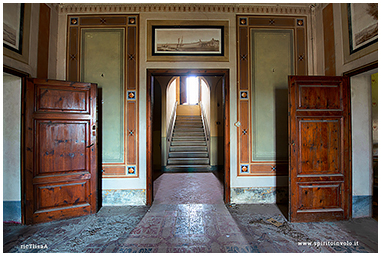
left=187, top=76, right=199, bottom=105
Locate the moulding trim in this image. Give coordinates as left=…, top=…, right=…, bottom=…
left=59, top=3, right=311, bottom=15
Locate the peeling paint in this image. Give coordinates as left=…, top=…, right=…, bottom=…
left=102, top=189, right=146, bottom=206
left=231, top=187, right=288, bottom=204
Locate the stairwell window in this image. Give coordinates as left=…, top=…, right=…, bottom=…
left=186, top=76, right=199, bottom=105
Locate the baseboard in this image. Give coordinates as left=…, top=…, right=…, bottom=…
left=352, top=195, right=372, bottom=218
left=102, top=189, right=146, bottom=206
left=231, top=187, right=288, bottom=204
left=3, top=201, right=21, bottom=223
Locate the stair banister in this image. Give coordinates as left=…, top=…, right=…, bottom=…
left=166, top=101, right=178, bottom=165
left=200, top=101, right=211, bottom=164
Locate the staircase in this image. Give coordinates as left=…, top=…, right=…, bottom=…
left=167, top=114, right=210, bottom=170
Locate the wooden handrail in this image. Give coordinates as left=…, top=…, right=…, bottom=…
left=166, top=101, right=178, bottom=165
left=200, top=101, right=211, bottom=163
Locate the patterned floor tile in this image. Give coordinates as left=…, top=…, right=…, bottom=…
left=3, top=173, right=378, bottom=253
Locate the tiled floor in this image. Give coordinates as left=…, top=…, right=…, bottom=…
left=3, top=172, right=378, bottom=253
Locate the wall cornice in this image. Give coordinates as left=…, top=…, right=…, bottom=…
left=59, top=3, right=312, bottom=15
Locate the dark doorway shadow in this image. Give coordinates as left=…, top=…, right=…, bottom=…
left=275, top=87, right=289, bottom=219
left=152, top=77, right=163, bottom=184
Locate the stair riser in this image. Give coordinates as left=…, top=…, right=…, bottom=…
left=173, top=129, right=204, bottom=134
left=173, top=132, right=205, bottom=136
left=171, top=141, right=207, bottom=146
left=175, top=123, right=202, bottom=127
left=168, top=159, right=210, bottom=165
left=172, top=137, right=205, bottom=141
left=169, top=146, right=208, bottom=152
left=168, top=152, right=208, bottom=158
left=176, top=119, right=202, bottom=122
left=176, top=117, right=202, bottom=119
left=174, top=128, right=204, bottom=131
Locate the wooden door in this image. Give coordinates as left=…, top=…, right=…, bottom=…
left=24, top=79, right=98, bottom=224
left=288, top=76, right=351, bottom=222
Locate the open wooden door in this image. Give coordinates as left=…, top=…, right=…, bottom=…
left=24, top=79, right=98, bottom=224
left=288, top=76, right=351, bottom=222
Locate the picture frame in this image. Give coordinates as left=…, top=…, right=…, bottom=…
left=347, top=3, right=378, bottom=54
left=3, top=3, right=25, bottom=54
left=341, top=3, right=378, bottom=64
left=147, top=20, right=229, bottom=62
left=3, top=3, right=31, bottom=64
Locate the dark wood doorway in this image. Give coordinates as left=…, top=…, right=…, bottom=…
left=288, top=76, right=351, bottom=222
left=146, top=69, right=230, bottom=205
left=24, top=79, right=98, bottom=224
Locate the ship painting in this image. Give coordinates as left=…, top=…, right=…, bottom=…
left=154, top=27, right=222, bottom=54
left=157, top=37, right=220, bottom=52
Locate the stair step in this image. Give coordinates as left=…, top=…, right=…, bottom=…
left=176, top=115, right=201, bottom=119
left=175, top=122, right=202, bottom=126
left=172, top=137, right=205, bottom=141
left=171, top=141, right=207, bottom=146
left=173, top=128, right=204, bottom=134
left=168, top=152, right=209, bottom=158
left=169, top=146, right=208, bottom=152
left=175, top=126, right=203, bottom=130
left=168, top=158, right=210, bottom=165
left=173, top=131, right=205, bottom=136
left=176, top=118, right=202, bottom=121
left=175, top=124, right=203, bottom=127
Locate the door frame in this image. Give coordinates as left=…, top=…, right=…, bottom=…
left=146, top=69, right=230, bottom=205
left=4, top=66, right=29, bottom=224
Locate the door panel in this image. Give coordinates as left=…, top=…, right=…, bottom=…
left=289, top=76, right=351, bottom=222
left=24, top=78, right=97, bottom=224
left=298, top=119, right=341, bottom=175
left=37, top=121, right=88, bottom=173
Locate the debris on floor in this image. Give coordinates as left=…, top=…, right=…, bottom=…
left=266, top=218, right=283, bottom=227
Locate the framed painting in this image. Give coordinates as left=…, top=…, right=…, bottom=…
left=3, top=3, right=25, bottom=54
left=341, top=3, right=377, bottom=63
left=3, top=3, right=31, bottom=64
left=348, top=3, right=378, bottom=54
left=147, top=20, right=229, bottom=62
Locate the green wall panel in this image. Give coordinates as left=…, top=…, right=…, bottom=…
left=81, top=29, right=125, bottom=163
left=251, top=29, right=294, bottom=161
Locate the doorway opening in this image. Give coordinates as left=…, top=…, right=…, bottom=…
left=344, top=62, right=378, bottom=219
left=146, top=69, right=230, bottom=205
left=3, top=66, right=28, bottom=224
left=179, top=76, right=200, bottom=105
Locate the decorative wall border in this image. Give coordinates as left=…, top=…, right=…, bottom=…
left=66, top=14, right=139, bottom=178
left=236, top=15, right=308, bottom=176
left=59, top=3, right=311, bottom=15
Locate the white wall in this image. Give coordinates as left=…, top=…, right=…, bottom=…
left=166, top=78, right=177, bottom=132
left=351, top=69, right=377, bottom=196
left=3, top=73, right=22, bottom=201
left=200, top=78, right=211, bottom=128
